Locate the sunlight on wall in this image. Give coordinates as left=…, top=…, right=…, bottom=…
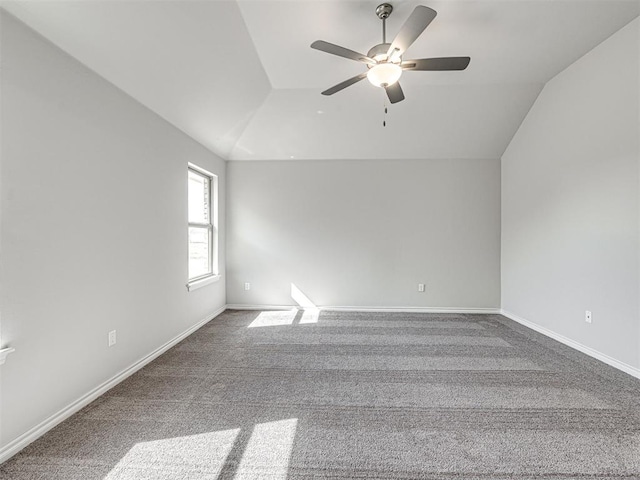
left=104, top=428, right=240, bottom=479
left=291, top=283, right=319, bottom=324
left=235, top=418, right=298, bottom=479
left=245, top=284, right=320, bottom=327
left=247, top=310, right=298, bottom=328
left=290, top=283, right=314, bottom=308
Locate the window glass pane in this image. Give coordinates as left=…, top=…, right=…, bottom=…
left=188, top=226, right=211, bottom=279
left=188, top=170, right=209, bottom=224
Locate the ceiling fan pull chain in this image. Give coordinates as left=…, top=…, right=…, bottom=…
left=383, top=97, right=388, bottom=127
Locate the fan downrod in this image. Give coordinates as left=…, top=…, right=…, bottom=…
left=375, top=3, right=393, bottom=19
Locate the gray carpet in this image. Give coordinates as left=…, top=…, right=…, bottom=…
left=2, top=310, right=640, bottom=479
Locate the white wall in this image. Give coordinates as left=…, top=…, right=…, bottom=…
left=227, top=159, right=501, bottom=310
left=0, top=12, right=226, bottom=450
left=501, top=18, right=640, bottom=369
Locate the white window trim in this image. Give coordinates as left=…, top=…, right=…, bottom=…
left=187, top=163, right=219, bottom=291
left=187, top=274, right=221, bottom=291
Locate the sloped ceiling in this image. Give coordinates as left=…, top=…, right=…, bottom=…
left=0, top=0, right=272, bottom=160
left=2, top=0, right=639, bottom=161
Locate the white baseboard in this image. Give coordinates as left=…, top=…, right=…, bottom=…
left=226, top=304, right=299, bottom=311
left=500, top=309, right=640, bottom=380
left=226, top=304, right=500, bottom=314
left=11, top=305, right=635, bottom=465
left=323, top=306, right=500, bottom=314
left=0, top=305, right=227, bottom=465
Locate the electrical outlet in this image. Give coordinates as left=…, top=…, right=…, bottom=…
left=585, top=311, right=592, bottom=324
left=108, top=330, right=117, bottom=347
left=418, top=283, right=425, bottom=292
left=244, top=282, right=251, bottom=291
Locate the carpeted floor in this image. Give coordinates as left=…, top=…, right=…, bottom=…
left=2, top=310, right=640, bottom=479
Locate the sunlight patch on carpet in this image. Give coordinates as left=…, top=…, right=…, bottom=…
left=248, top=310, right=297, bottom=328
left=299, top=308, right=320, bottom=324
left=234, top=418, right=298, bottom=479
left=103, top=428, right=240, bottom=479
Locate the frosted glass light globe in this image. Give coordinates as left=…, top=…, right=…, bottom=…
left=367, top=63, right=402, bottom=88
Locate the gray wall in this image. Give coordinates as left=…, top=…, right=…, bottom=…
left=501, top=18, right=640, bottom=368
left=227, top=159, right=501, bottom=309
left=0, top=13, right=226, bottom=448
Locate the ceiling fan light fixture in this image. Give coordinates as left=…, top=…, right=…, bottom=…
left=311, top=4, right=469, bottom=103
left=367, top=63, right=402, bottom=88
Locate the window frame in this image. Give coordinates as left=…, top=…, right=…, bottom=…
left=187, top=164, right=219, bottom=290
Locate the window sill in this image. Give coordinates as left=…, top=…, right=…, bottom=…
left=187, top=274, right=221, bottom=292
left=0, top=347, right=15, bottom=366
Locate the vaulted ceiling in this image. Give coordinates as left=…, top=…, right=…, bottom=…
left=2, top=0, right=638, bottom=160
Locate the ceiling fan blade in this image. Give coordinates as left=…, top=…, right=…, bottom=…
left=402, top=57, right=471, bottom=71
left=385, top=82, right=405, bottom=104
left=311, top=40, right=375, bottom=65
left=322, top=72, right=368, bottom=96
left=387, top=6, right=437, bottom=58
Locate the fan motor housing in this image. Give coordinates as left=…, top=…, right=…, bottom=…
left=367, top=43, right=394, bottom=63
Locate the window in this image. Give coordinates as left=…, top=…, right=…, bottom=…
left=188, top=165, right=218, bottom=286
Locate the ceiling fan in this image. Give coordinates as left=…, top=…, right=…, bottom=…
left=311, top=3, right=470, bottom=104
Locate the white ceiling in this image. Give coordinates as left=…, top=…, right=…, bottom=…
left=239, top=0, right=638, bottom=87
left=2, top=0, right=639, bottom=161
